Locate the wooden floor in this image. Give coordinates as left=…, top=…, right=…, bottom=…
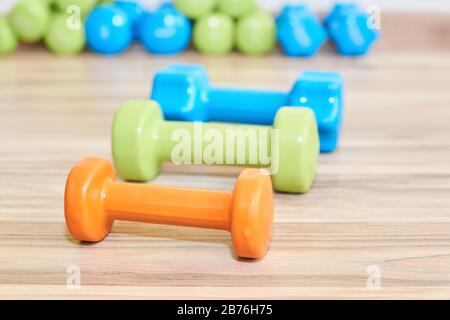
left=0, top=13, right=450, bottom=299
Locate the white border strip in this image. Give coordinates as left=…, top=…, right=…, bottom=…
left=2, top=0, right=450, bottom=15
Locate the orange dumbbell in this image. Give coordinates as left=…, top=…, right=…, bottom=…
left=64, top=158, right=274, bottom=259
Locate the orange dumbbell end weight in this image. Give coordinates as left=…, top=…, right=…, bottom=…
left=64, top=158, right=274, bottom=259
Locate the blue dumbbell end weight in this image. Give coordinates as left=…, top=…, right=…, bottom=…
left=288, top=71, right=343, bottom=153
left=85, top=5, right=133, bottom=55
left=114, top=0, right=145, bottom=38
left=324, top=2, right=379, bottom=56
left=151, top=64, right=209, bottom=121
left=138, top=3, right=192, bottom=54
left=277, top=4, right=327, bottom=57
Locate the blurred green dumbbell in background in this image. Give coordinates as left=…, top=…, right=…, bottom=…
left=236, top=10, right=276, bottom=56
left=44, top=12, right=85, bottom=55
left=54, top=0, right=98, bottom=17
left=0, top=17, right=18, bottom=55
left=174, top=0, right=216, bottom=19
left=7, top=0, right=89, bottom=55
left=193, top=12, right=234, bottom=55
left=8, top=0, right=50, bottom=43
left=217, top=0, right=255, bottom=18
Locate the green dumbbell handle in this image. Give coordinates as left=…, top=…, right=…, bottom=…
left=157, top=121, right=273, bottom=166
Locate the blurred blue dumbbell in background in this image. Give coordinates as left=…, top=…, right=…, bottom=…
left=85, top=3, right=136, bottom=55
left=138, top=3, right=192, bottom=55
left=277, top=4, right=327, bottom=57
left=86, top=1, right=191, bottom=55
left=115, top=0, right=145, bottom=38
left=324, top=2, right=379, bottom=56
left=150, top=64, right=344, bottom=153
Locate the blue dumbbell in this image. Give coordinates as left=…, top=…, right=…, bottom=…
left=277, top=4, right=327, bottom=57
left=115, top=0, right=145, bottom=38
left=324, top=2, right=379, bottom=56
left=85, top=4, right=134, bottom=55
left=138, top=3, right=192, bottom=54
left=150, top=64, right=343, bottom=153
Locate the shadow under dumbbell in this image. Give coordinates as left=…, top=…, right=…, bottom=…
left=113, top=222, right=230, bottom=245
left=64, top=222, right=268, bottom=263
left=63, top=229, right=99, bottom=246
left=64, top=222, right=236, bottom=260
left=163, top=163, right=243, bottom=176
left=115, top=223, right=268, bottom=263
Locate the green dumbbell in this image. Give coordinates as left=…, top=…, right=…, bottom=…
left=0, top=17, right=17, bottom=55
left=8, top=0, right=50, bottom=43
left=193, top=12, right=234, bottom=55
left=174, top=0, right=217, bottom=20
left=236, top=10, right=276, bottom=56
left=217, top=0, right=255, bottom=18
left=112, top=100, right=319, bottom=194
left=44, top=12, right=85, bottom=55
left=54, top=0, right=98, bottom=17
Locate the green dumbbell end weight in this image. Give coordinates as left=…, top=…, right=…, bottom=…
left=55, top=0, right=98, bottom=17
left=217, top=0, right=256, bottom=18
left=272, top=107, right=319, bottom=193
left=174, top=0, right=217, bottom=19
left=193, top=13, right=235, bottom=55
left=236, top=10, right=276, bottom=56
left=8, top=0, right=50, bottom=43
left=0, top=18, right=17, bottom=55
left=112, top=100, right=164, bottom=182
left=44, top=13, right=85, bottom=55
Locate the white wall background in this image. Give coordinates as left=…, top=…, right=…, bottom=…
left=2, top=0, right=450, bottom=14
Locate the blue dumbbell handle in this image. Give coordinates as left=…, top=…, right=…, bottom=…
left=207, top=87, right=288, bottom=125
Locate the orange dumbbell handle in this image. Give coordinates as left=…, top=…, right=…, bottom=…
left=103, top=181, right=232, bottom=231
